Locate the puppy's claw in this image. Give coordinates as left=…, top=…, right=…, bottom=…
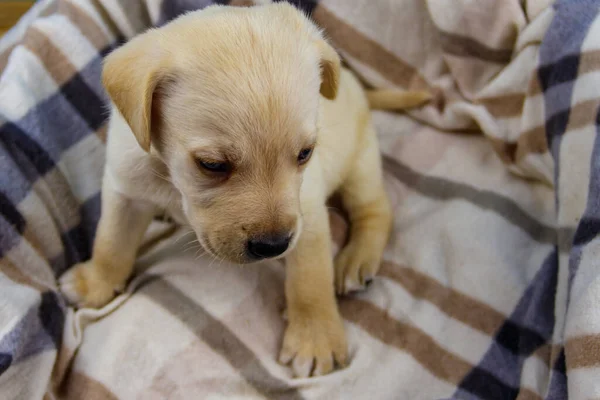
left=312, top=355, right=334, bottom=377
left=278, top=347, right=295, bottom=365
left=335, top=242, right=381, bottom=296
left=344, top=278, right=364, bottom=294
left=279, top=313, right=347, bottom=377
left=292, top=357, right=314, bottom=378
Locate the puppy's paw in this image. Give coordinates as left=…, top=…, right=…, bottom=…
left=334, top=241, right=381, bottom=295
left=59, top=261, right=121, bottom=308
left=279, top=313, right=347, bottom=377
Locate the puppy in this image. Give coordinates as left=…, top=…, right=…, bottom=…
left=59, top=3, right=429, bottom=377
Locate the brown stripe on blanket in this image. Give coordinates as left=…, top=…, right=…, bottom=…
left=511, top=98, right=600, bottom=163
left=140, top=278, right=305, bottom=400
left=40, top=0, right=59, bottom=18
left=533, top=342, right=552, bottom=365
left=0, top=43, right=17, bottom=73
left=0, top=0, right=59, bottom=73
left=578, top=48, right=600, bottom=76
left=339, top=298, right=473, bottom=384
left=22, top=28, right=77, bottom=86
left=514, top=125, right=548, bottom=163
left=341, top=298, right=545, bottom=400
left=60, top=371, right=119, bottom=400
left=379, top=262, right=506, bottom=336
left=526, top=49, right=600, bottom=98
left=312, top=5, right=429, bottom=90
left=109, top=0, right=152, bottom=37
left=0, top=257, right=49, bottom=291
left=378, top=263, right=555, bottom=376
left=230, top=0, right=256, bottom=6
left=21, top=222, right=60, bottom=274
left=35, top=167, right=83, bottom=232
left=57, top=0, right=112, bottom=51
left=438, top=31, right=513, bottom=64
left=478, top=93, right=526, bottom=118
left=96, top=123, right=108, bottom=143
left=382, top=155, right=558, bottom=244
left=445, top=54, right=503, bottom=97
left=565, top=334, right=600, bottom=369
left=528, top=73, right=543, bottom=97
left=564, top=98, right=600, bottom=133
left=87, top=0, right=120, bottom=39
left=489, top=137, right=519, bottom=164
left=533, top=342, right=564, bottom=371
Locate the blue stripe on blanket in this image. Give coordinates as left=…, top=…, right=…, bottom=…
left=60, top=73, right=106, bottom=132
left=537, top=0, right=600, bottom=397
left=0, top=56, right=107, bottom=206
left=1, top=122, right=56, bottom=185
left=158, top=0, right=217, bottom=25
left=0, top=214, right=21, bottom=259
left=539, top=0, right=599, bottom=196
left=274, top=0, right=318, bottom=14
left=39, top=291, right=65, bottom=349
left=0, top=61, right=107, bottom=263
left=0, top=291, right=64, bottom=367
left=454, top=250, right=558, bottom=399
left=57, top=193, right=101, bottom=275
left=16, top=65, right=106, bottom=163
left=568, top=108, right=600, bottom=285
left=0, top=192, right=26, bottom=235
left=572, top=216, right=600, bottom=246
left=0, top=354, right=11, bottom=375
left=546, top=350, right=568, bottom=400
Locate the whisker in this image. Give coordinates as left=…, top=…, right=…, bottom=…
left=194, top=247, right=207, bottom=260
left=150, top=167, right=171, bottom=182
left=174, top=230, right=196, bottom=244
left=183, top=242, right=200, bottom=252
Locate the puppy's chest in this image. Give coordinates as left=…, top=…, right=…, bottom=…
left=109, top=157, right=187, bottom=225
left=163, top=200, right=188, bottom=225
left=139, top=178, right=188, bottom=225
left=140, top=177, right=188, bottom=225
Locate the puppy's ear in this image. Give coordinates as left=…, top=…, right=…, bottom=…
left=315, top=39, right=341, bottom=100
left=102, top=31, right=170, bottom=152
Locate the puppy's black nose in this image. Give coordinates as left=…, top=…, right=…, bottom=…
left=247, top=234, right=291, bottom=259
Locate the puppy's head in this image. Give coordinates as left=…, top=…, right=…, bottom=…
left=102, top=4, right=340, bottom=263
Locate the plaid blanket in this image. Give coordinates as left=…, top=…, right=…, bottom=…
left=1, top=0, right=599, bottom=398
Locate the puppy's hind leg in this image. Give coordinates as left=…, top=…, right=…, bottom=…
left=335, top=126, right=392, bottom=295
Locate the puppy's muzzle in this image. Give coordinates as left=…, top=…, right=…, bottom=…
left=247, top=232, right=293, bottom=260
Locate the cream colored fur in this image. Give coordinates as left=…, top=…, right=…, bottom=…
left=59, top=3, right=429, bottom=377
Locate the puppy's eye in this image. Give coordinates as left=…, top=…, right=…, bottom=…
left=297, top=147, right=314, bottom=165
left=196, top=159, right=230, bottom=174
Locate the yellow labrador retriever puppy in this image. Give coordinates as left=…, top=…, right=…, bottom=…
left=59, top=3, right=429, bottom=377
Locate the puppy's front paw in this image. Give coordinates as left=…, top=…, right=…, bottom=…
left=334, top=241, right=381, bottom=295
left=59, top=261, right=121, bottom=308
left=279, top=313, right=347, bottom=377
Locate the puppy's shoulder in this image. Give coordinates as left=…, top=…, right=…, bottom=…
left=104, top=107, right=172, bottom=201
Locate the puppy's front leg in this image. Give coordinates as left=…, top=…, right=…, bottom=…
left=59, top=177, right=156, bottom=308
left=280, top=198, right=347, bottom=377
